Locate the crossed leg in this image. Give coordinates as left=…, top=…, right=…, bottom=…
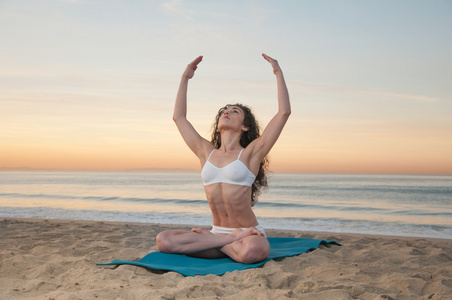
left=156, top=227, right=270, bottom=264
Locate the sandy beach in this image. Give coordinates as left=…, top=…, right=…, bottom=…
left=0, top=218, right=451, bottom=300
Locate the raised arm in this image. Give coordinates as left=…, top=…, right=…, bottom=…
left=173, top=56, right=211, bottom=158
left=250, top=54, right=291, bottom=160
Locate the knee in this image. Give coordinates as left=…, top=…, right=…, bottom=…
left=156, top=231, right=173, bottom=253
left=239, top=241, right=270, bottom=264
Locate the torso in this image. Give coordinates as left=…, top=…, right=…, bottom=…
left=204, top=184, right=258, bottom=228
left=201, top=148, right=259, bottom=228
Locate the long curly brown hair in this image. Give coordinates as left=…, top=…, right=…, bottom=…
left=210, top=103, right=269, bottom=207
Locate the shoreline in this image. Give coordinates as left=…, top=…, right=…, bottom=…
left=3, top=216, right=451, bottom=242
left=2, top=210, right=451, bottom=239
left=1, top=217, right=451, bottom=299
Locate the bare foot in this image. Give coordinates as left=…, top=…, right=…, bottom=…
left=230, top=228, right=263, bottom=241
left=191, top=227, right=212, bottom=234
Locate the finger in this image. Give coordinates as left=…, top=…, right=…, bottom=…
left=250, top=228, right=261, bottom=236
left=191, top=55, right=203, bottom=66
left=262, top=53, right=273, bottom=62
left=254, top=229, right=263, bottom=236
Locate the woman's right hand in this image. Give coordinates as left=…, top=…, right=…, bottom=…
left=182, top=56, right=203, bottom=79
left=262, top=53, right=282, bottom=75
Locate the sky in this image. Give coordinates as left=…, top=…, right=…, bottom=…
left=1, top=0, right=451, bottom=174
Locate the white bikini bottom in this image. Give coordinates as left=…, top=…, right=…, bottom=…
left=210, top=224, right=267, bottom=238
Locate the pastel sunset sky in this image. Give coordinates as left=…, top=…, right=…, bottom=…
left=1, top=0, right=451, bottom=174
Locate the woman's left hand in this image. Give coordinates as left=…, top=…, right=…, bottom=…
left=262, top=53, right=282, bottom=75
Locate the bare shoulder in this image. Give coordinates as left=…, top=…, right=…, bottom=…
left=240, top=142, right=264, bottom=174
left=199, top=141, right=216, bottom=165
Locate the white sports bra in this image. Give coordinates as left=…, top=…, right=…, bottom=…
left=201, top=149, right=256, bottom=187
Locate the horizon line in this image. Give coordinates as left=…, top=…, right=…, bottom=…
left=1, top=167, right=451, bottom=176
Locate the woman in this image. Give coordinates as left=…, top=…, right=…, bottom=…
left=156, top=53, right=291, bottom=264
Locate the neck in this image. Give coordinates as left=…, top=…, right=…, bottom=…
left=218, top=130, right=242, bottom=152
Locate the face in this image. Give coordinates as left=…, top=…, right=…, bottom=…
left=217, top=105, right=248, bottom=132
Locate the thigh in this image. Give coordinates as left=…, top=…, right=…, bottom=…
left=156, top=228, right=229, bottom=257
left=240, top=235, right=270, bottom=263
left=189, top=231, right=228, bottom=259
left=194, top=235, right=269, bottom=260
left=242, top=235, right=270, bottom=252
left=155, top=229, right=193, bottom=251
left=222, top=235, right=270, bottom=263
left=156, top=229, right=190, bottom=241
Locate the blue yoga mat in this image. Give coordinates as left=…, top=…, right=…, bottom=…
left=98, top=237, right=340, bottom=276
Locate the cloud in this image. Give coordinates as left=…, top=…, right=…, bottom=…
left=294, top=81, right=440, bottom=103
left=378, top=91, right=439, bottom=103
left=161, top=0, right=192, bottom=20
left=58, top=0, right=91, bottom=4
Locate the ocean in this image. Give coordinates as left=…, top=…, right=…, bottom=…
left=1, top=171, right=451, bottom=239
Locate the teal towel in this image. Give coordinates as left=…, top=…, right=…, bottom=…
left=98, top=237, right=340, bottom=276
